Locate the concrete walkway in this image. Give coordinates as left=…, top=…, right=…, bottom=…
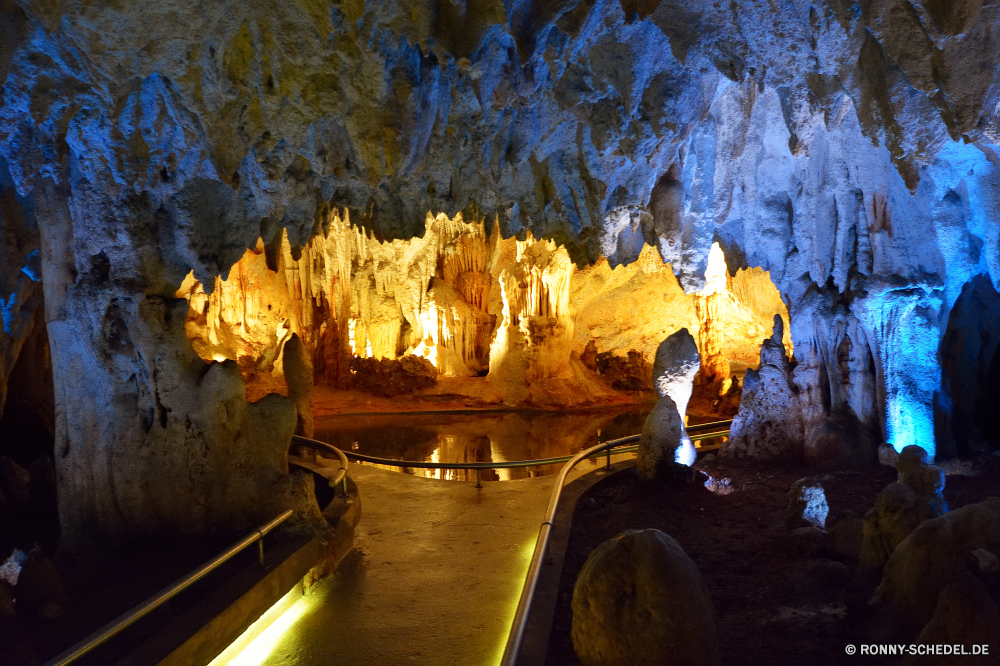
left=235, top=458, right=618, bottom=666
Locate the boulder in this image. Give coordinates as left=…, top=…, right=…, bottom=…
left=0, top=457, right=30, bottom=505
left=875, top=498, right=1000, bottom=638
left=786, top=477, right=829, bottom=530
left=878, top=445, right=899, bottom=467
left=903, top=573, right=1000, bottom=666
left=15, top=551, right=68, bottom=618
left=859, top=482, right=940, bottom=571
left=720, top=324, right=804, bottom=461
left=827, top=517, right=865, bottom=561
left=786, top=526, right=828, bottom=558
left=571, top=529, right=720, bottom=666
left=637, top=395, right=683, bottom=480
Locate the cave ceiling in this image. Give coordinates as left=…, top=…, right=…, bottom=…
left=1, top=0, right=998, bottom=293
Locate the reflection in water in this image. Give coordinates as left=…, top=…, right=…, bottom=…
left=314, top=404, right=713, bottom=481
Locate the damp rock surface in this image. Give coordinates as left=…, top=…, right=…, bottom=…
left=571, top=528, right=720, bottom=666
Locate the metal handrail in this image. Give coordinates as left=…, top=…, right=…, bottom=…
left=500, top=419, right=733, bottom=665
left=499, top=434, right=639, bottom=665
left=291, top=435, right=351, bottom=491
left=44, top=509, right=295, bottom=666
left=333, top=427, right=731, bottom=471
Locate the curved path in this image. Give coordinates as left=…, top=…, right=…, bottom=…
left=225, top=456, right=625, bottom=666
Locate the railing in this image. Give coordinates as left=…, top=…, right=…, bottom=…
left=333, top=420, right=732, bottom=486
left=45, top=439, right=352, bottom=666
left=44, top=510, right=295, bottom=666
left=500, top=419, right=733, bottom=665
left=291, top=435, right=351, bottom=493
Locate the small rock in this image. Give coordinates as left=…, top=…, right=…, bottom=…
left=827, top=518, right=864, bottom=561
left=786, top=478, right=828, bottom=530
left=786, top=526, right=827, bottom=559
left=572, top=529, right=720, bottom=666
left=0, top=457, right=30, bottom=505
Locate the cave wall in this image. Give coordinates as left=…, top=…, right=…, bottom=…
left=2, top=0, right=1000, bottom=541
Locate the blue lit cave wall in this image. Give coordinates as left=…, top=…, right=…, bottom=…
left=1, top=0, right=999, bottom=543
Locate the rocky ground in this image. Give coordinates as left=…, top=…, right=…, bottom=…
left=546, top=454, right=1000, bottom=666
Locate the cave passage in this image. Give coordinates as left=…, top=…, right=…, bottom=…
left=174, top=210, right=790, bottom=474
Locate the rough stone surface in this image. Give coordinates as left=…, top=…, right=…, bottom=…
left=875, top=497, right=1000, bottom=637
left=785, top=478, right=829, bottom=530
left=904, top=572, right=1000, bottom=666
left=282, top=333, right=314, bottom=438
left=636, top=395, right=683, bottom=481
left=721, top=327, right=804, bottom=461
left=351, top=355, right=437, bottom=398
left=827, top=517, right=865, bottom=561
left=652, top=328, right=700, bottom=410
left=859, top=482, right=940, bottom=572
left=896, top=444, right=948, bottom=514
left=571, top=529, right=720, bottom=666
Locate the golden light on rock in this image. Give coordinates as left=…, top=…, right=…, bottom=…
left=176, top=210, right=791, bottom=409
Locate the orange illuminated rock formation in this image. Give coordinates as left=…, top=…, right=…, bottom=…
left=177, top=211, right=791, bottom=410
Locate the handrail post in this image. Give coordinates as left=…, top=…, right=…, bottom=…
left=257, top=531, right=265, bottom=566
left=475, top=468, right=482, bottom=489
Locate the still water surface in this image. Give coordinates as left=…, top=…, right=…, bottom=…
left=313, top=404, right=665, bottom=481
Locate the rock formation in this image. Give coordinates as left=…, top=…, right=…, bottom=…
left=2, top=0, right=1000, bottom=542
left=636, top=394, right=683, bottom=481
left=650, top=327, right=700, bottom=466
left=786, top=478, right=829, bottom=530
left=721, top=318, right=805, bottom=461
left=859, top=444, right=949, bottom=571
left=571, top=529, right=720, bottom=666
left=875, top=498, right=1000, bottom=639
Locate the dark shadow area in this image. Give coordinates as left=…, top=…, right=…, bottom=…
left=938, top=274, right=1000, bottom=458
